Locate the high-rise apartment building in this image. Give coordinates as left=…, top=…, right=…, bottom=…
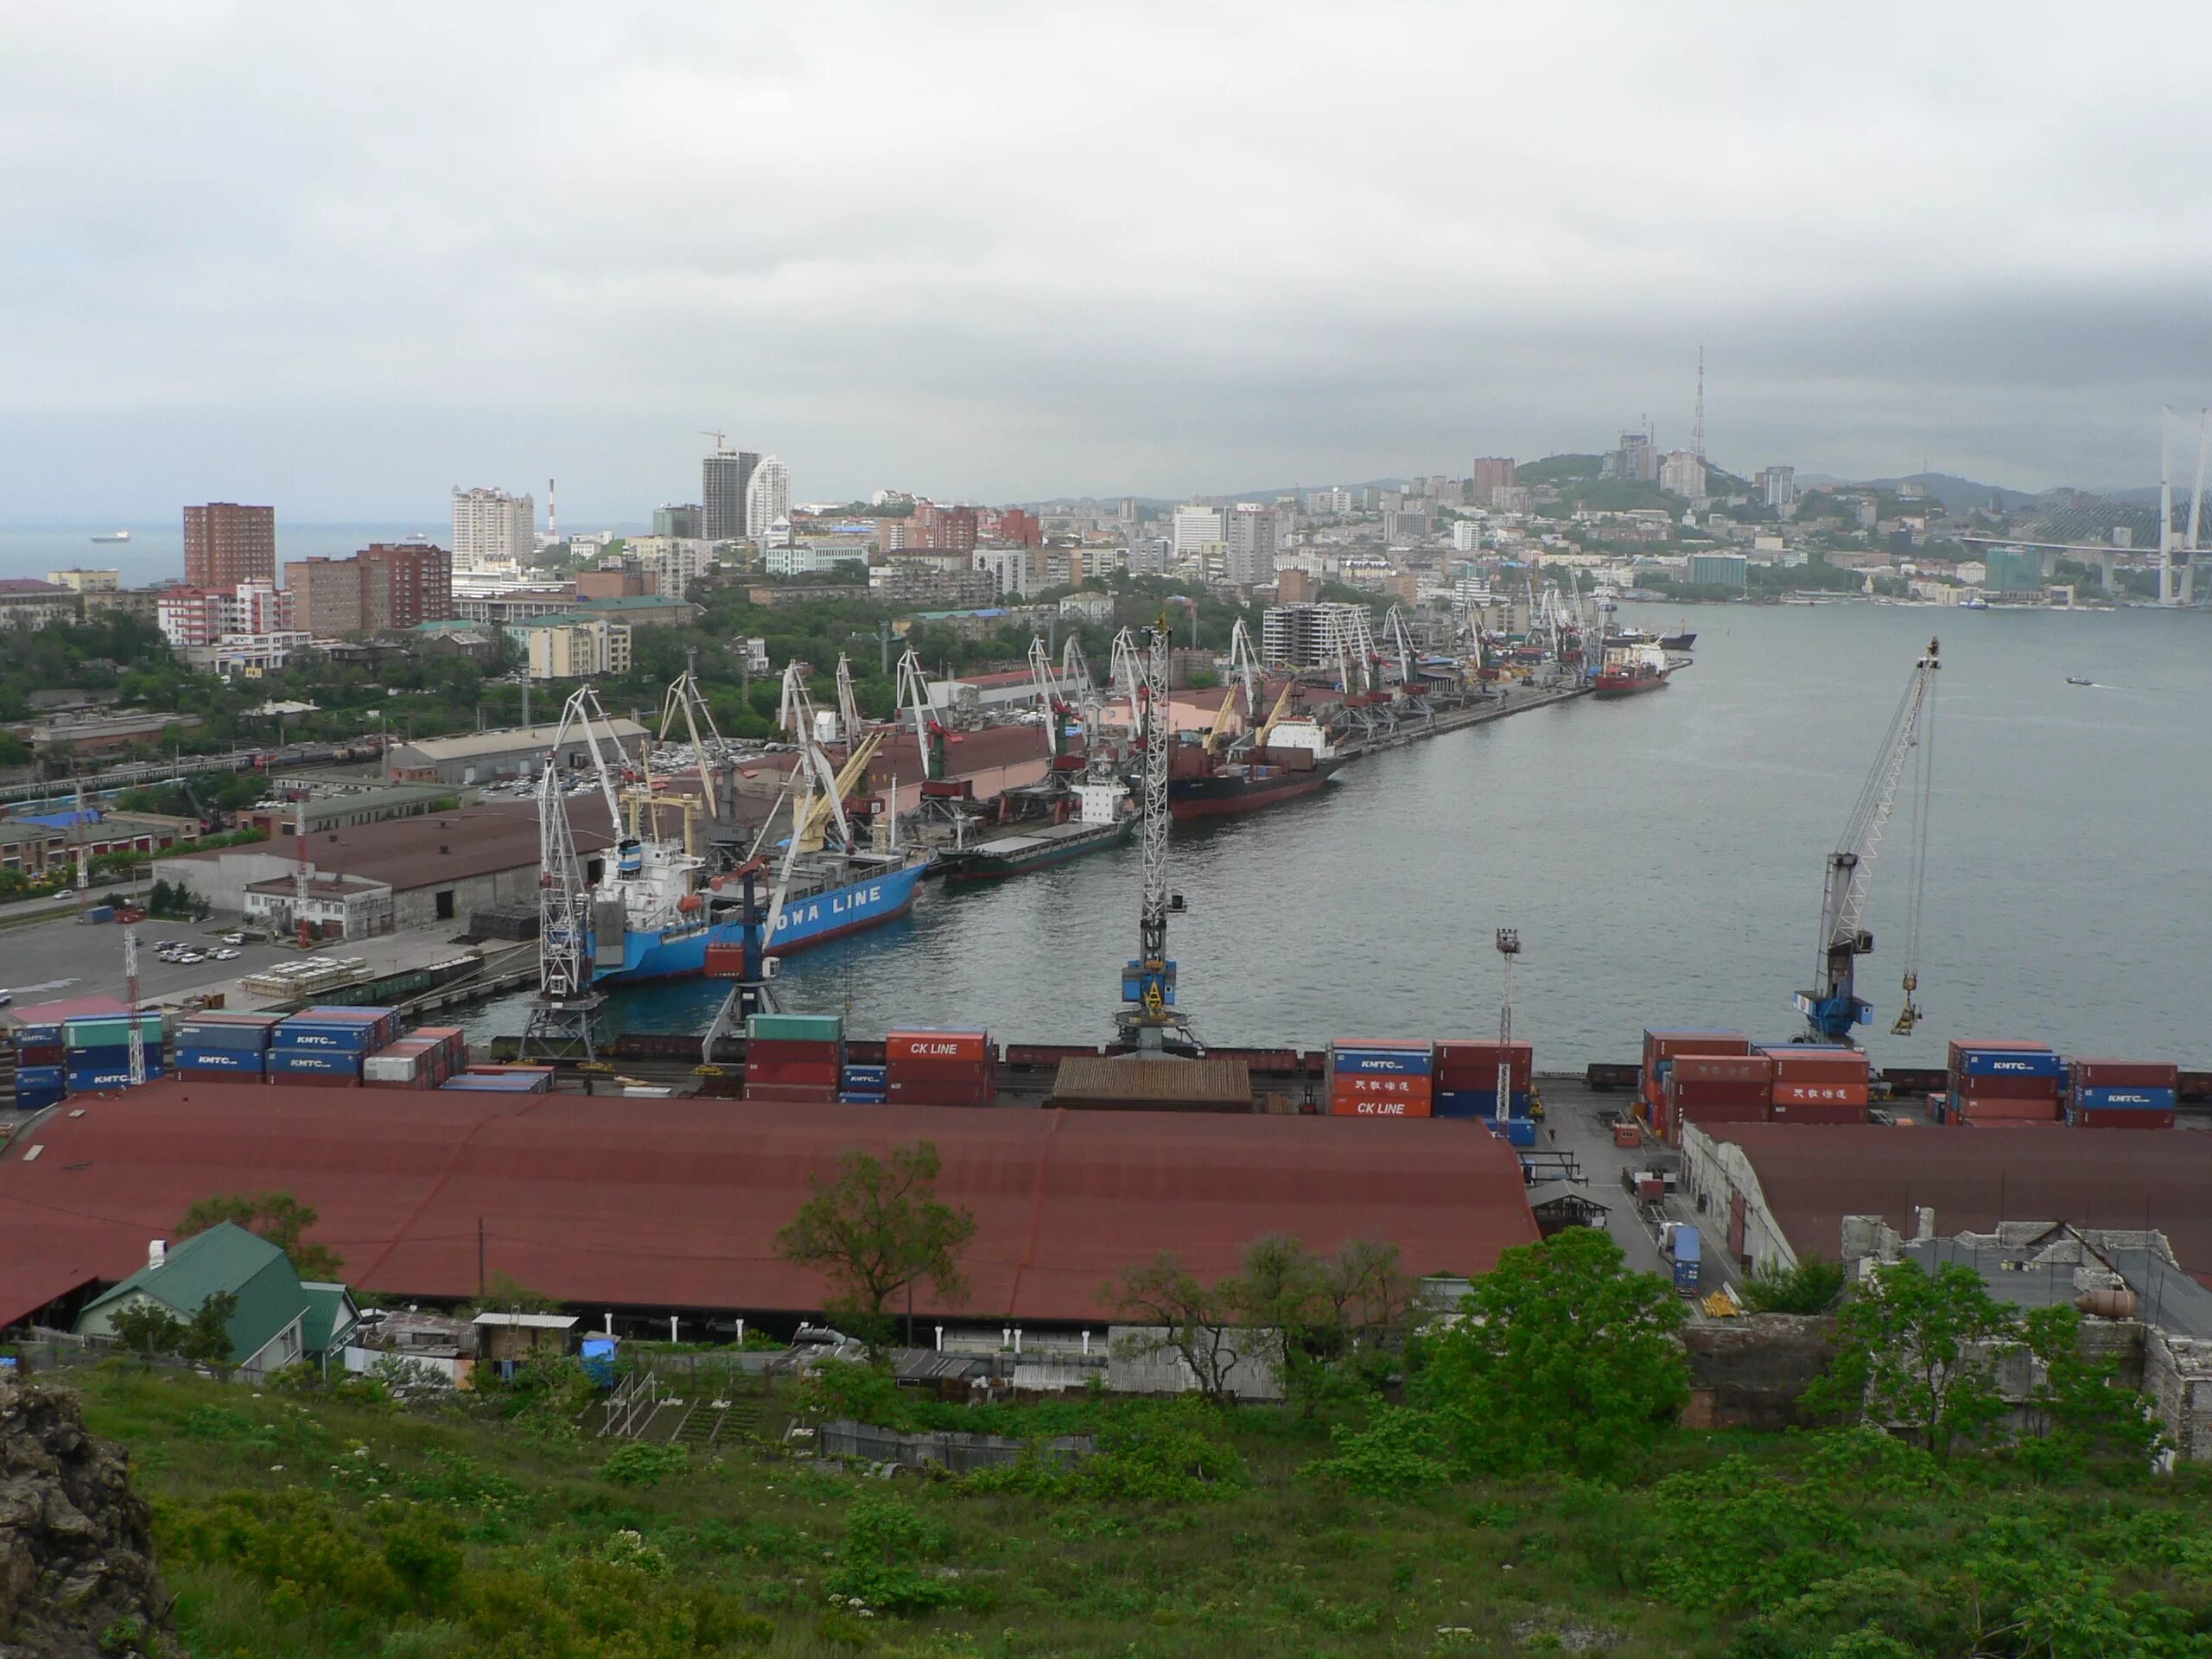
left=157, top=578, right=296, bottom=647
left=910, top=501, right=978, bottom=552
left=1659, top=450, right=1707, bottom=499
left=972, top=545, right=1032, bottom=599
left=285, top=543, right=453, bottom=635
left=449, top=487, right=534, bottom=571
left=1225, top=505, right=1276, bottom=585
left=998, top=507, right=1042, bottom=546
left=183, top=503, right=276, bottom=588
left=1757, top=466, right=1796, bottom=510
left=745, top=456, right=791, bottom=538
left=652, top=503, right=704, bottom=538
left=1171, top=504, right=1224, bottom=556
left=1468, top=458, right=1516, bottom=499
left=702, top=448, right=760, bottom=542
left=1605, top=431, right=1656, bottom=484
left=1261, top=602, right=1368, bottom=669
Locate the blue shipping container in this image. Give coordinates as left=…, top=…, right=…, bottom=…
left=1433, top=1089, right=1534, bottom=1118
left=64, top=1043, right=136, bottom=1069
left=271, top=1024, right=378, bottom=1053
left=14, top=1024, right=62, bottom=1048
left=174, top=1020, right=280, bottom=1051
left=1956, top=1049, right=2064, bottom=1079
left=1506, top=1117, right=1537, bottom=1147
left=175, top=1046, right=266, bottom=1073
left=1674, top=1259, right=1701, bottom=1291
left=269, top=1050, right=361, bottom=1076
left=1674, top=1225, right=1702, bottom=1263
left=2075, top=1086, right=2177, bottom=1111
left=68, top=1065, right=143, bottom=1091
left=842, top=1065, right=888, bottom=1084
left=440, top=1075, right=539, bottom=1091
left=1329, top=1047, right=1434, bottom=1078
left=15, top=1065, right=66, bottom=1090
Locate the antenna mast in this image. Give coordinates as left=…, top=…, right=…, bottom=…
left=1694, top=346, right=1706, bottom=461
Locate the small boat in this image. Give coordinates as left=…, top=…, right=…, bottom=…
left=2064, top=675, right=2093, bottom=687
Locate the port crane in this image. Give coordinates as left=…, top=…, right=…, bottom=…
left=1116, top=624, right=1195, bottom=1052
left=893, top=648, right=946, bottom=781
left=519, top=684, right=625, bottom=1062
left=1796, top=638, right=1942, bottom=1045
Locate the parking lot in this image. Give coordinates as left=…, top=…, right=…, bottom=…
left=0, top=915, right=303, bottom=1011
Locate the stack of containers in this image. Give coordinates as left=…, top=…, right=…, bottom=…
left=2066, top=1058, right=2178, bottom=1129
left=63, top=1011, right=168, bottom=1093
left=1326, top=1039, right=1433, bottom=1117
left=1641, top=1030, right=1752, bottom=1141
left=13, top=1012, right=68, bottom=1110
left=1663, top=1052, right=1775, bottom=1143
left=885, top=1029, right=996, bottom=1106
left=440, top=1064, right=556, bottom=1095
left=1946, top=1040, right=2064, bottom=1127
left=840, top=1064, right=888, bottom=1103
left=1761, top=1045, right=1872, bottom=1124
left=1432, top=1040, right=1533, bottom=1119
left=174, top=1012, right=283, bottom=1081
left=745, top=1013, right=846, bottom=1104
left=267, top=1006, right=397, bottom=1087
left=365, top=1039, right=468, bottom=1092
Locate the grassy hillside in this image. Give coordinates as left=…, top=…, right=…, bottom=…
left=63, top=1354, right=2212, bottom=1659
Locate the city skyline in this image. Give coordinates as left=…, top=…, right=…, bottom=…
left=4, top=4, right=2210, bottom=520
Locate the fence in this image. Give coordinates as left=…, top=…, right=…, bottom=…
left=818, top=1419, right=1094, bottom=1474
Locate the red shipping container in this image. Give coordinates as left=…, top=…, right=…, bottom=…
left=2069, top=1108, right=2175, bottom=1129
left=887, top=1058, right=995, bottom=1083
left=18, top=1045, right=65, bottom=1066
left=1436, top=1058, right=1534, bottom=1089
left=703, top=943, right=747, bottom=978
left=1770, top=1100, right=1869, bottom=1125
left=1958, top=1097, right=2061, bottom=1122
left=745, top=1060, right=842, bottom=1088
left=1949, top=1071, right=2061, bottom=1101
left=1673, top=1054, right=1775, bottom=1085
left=1331, top=1074, right=1433, bottom=1112
left=1961, top=1117, right=2066, bottom=1128
left=747, top=1039, right=846, bottom=1065
left=1668, top=1080, right=1772, bottom=1109
left=884, top=1083, right=994, bottom=1105
left=1760, top=1047, right=1871, bottom=1083
left=1772, top=1081, right=1872, bottom=1107
left=1332, top=1037, right=1431, bottom=1053
left=887, top=1030, right=991, bottom=1064
left=2069, top=1058, right=2179, bottom=1090
left=1329, top=1095, right=1433, bottom=1118
left=1645, top=1031, right=1751, bottom=1065
left=743, top=1082, right=839, bottom=1103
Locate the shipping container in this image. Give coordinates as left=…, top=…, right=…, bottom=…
left=887, top=1029, right=990, bottom=1064
left=2067, top=1106, right=2175, bottom=1129
left=14, top=1065, right=67, bottom=1091
left=174, top=1015, right=282, bottom=1052
left=2073, top=1086, right=2177, bottom=1112
left=1330, top=1094, right=1433, bottom=1118
left=742, top=1082, right=842, bottom=1103
left=747, top=1038, right=846, bottom=1065
left=2069, top=1059, right=2180, bottom=1091
left=745, top=1060, right=842, bottom=1088
left=884, top=1057, right=996, bottom=1086
left=1771, top=1081, right=1872, bottom=1107
left=13, top=1024, right=62, bottom=1048
left=270, top=1022, right=379, bottom=1054
left=1676, top=1101, right=1768, bottom=1125
left=1948, top=1071, right=2061, bottom=1101
left=1433, top=1088, right=1533, bottom=1119
left=1644, top=1029, right=1751, bottom=1065
left=1327, top=1044, right=1433, bottom=1079
left=1673, top=1258, right=1701, bottom=1291
left=1432, top=1040, right=1534, bottom=1086
left=176, top=1070, right=264, bottom=1086
left=1759, top=1046, right=1872, bottom=1084
left=1330, top=1071, right=1434, bottom=1109
left=1955, top=1051, right=2065, bottom=1081
left=841, top=1065, right=888, bottom=1086
left=1667, top=1079, right=1773, bottom=1109
left=64, top=1014, right=164, bottom=1049
left=704, top=943, right=748, bottom=979
left=1671, top=1054, right=1775, bottom=1085
left=883, top=1081, right=994, bottom=1105
left=1955, top=1097, right=2061, bottom=1122
left=1770, top=1099, right=1869, bottom=1125
left=16, top=1044, right=65, bottom=1066
left=269, top=1049, right=363, bottom=1078
left=747, top=1012, right=846, bottom=1044
left=175, top=1046, right=265, bottom=1073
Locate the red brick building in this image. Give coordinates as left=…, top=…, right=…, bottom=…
left=183, top=503, right=276, bottom=588
left=357, top=543, right=454, bottom=629
left=998, top=507, right=1041, bottom=546
left=910, top=501, right=978, bottom=552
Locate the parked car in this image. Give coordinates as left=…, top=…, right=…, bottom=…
left=220, top=931, right=247, bottom=945
left=178, top=952, right=207, bottom=965
left=211, top=948, right=239, bottom=961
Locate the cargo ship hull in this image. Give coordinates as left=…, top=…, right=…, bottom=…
left=595, top=859, right=930, bottom=982
left=1592, top=672, right=1669, bottom=698
left=1167, top=758, right=1344, bottom=819
left=944, top=817, right=1135, bottom=880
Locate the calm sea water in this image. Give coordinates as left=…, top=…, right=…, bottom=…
left=467, top=602, right=2206, bottom=1066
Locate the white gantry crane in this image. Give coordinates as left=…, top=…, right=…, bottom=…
left=1796, top=638, right=1942, bottom=1045
left=519, top=685, right=622, bottom=1062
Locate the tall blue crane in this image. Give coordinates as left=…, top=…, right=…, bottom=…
left=1796, top=639, right=1941, bottom=1045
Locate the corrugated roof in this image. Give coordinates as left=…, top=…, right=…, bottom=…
left=173, top=801, right=612, bottom=893
left=1049, top=1056, right=1253, bottom=1106
left=0, top=1084, right=1541, bottom=1325
left=393, top=721, right=647, bottom=762
left=1712, top=1125, right=2212, bottom=1287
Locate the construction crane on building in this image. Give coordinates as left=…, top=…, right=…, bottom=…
left=700, top=429, right=731, bottom=453
left=1116, top=624, right=1195, bottom=1052
left=1796, top=639, right=1942, bottom=1045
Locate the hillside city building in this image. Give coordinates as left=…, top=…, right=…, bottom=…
left=745, top=455, right=791, bottom=538
left=449, top=487, right=534, bottom=572
left=702, top=448, right=759, bottom=542
left=183, top=502, right=276, bottom=588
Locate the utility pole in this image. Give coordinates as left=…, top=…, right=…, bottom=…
left=478, top=1217, right=486, bottom=1298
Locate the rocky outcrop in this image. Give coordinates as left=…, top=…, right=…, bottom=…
left=0, top=1378, right=174, bottom=1659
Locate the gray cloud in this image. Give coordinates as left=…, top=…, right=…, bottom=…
left=3, top=1, right=2209, bottom=519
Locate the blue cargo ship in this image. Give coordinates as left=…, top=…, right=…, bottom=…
left=594, top=852, right=931, bottom=984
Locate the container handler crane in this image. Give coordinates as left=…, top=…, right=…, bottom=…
left=1796, top=638, right=1941, bottom=1044
left=1116, top=624, right=1195, bottom=1052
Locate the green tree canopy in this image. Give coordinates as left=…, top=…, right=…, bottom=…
left=177, top=1191, right=345, bottom=1281
left=1805, top=1260, right=2018, bottom=1456
left=774, top=1141, right=976, bottom=1339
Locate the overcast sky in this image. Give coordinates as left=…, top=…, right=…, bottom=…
left=4, top=2, right=2210, bottom=521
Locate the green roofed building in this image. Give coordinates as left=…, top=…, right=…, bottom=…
left=75, top=1222, right=340, bottom=1380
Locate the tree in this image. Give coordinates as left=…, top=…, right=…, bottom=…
left=460, top=1274, right=563, bottom=1319
left=108, top=1300, right=187, bottom=1364
left=1413, top=1227, right=1688, bottom=1478
left=181, top=1290, right=240, bottom=1377
left=177, top=1191, right=345, bottom=1281
left=1805, top=1260, right=2017, bottom=1456
left=1738, top=1251, right=1848, bottom=1315
left=773, top=1141, right=974, bottom=1341
left=2018, top=1303, right=2164, bottom=1473
left=1103, top=1252, right=1247, bottom=1403
left=1233, top=1235, right=1421, bottom=1411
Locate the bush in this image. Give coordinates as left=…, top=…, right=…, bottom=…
left=601, top=1440, right=690, bottom=1487
left=823, top=1491, right=959, bottom=1614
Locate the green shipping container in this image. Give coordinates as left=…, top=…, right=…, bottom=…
left=746, top=1013, right=844, bottom=1044
left=63, top=1014, right=164, bottom=1048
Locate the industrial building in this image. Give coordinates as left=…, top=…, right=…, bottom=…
left=1686, top=552, right=1748, bottom=590
left=385, top=719, right=648, bottom=787
left=0, top=808, right=201, bottom=877
left=168, top=799, right=614, bottom=930
left=0, top=1089, right=1541, bottom=1331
